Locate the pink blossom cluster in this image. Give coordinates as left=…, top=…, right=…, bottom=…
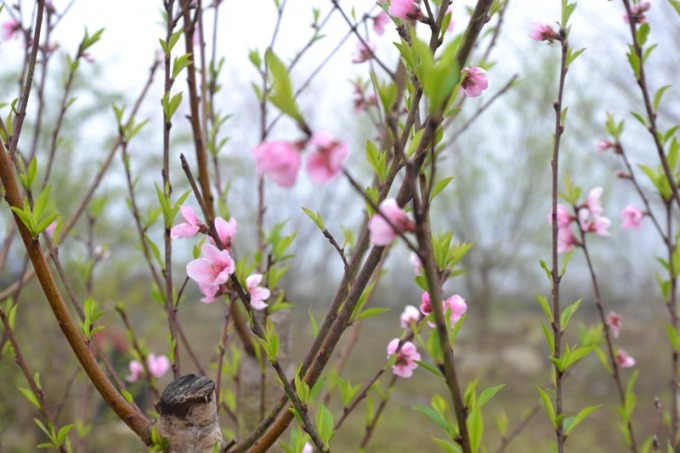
left=620, top=205, right=644, bottom=231
left=624, top=1, right=651, bottom=24
left=528, top=21, right=558, bottom=42
left=352, top=40, right=376, bottom=64
left=352, top=82, right=378, bottom=113
left=460, top=68, right=489, bottom=98
left=387, top=0, right=423, bottom=20
left=252, top=131, right=348, bottom=187
left=387, top=338, right=420, bottom=378
left=420, top=291, right=467, bottom=327
left=372, top=11, right=390, bottom=35
left=607, top=313, right=636, bottom=367
left=1, top=19, right=21, bottom=41
left=367, top=199, right=415, bottom=246
left=127, top=353, right=171, bottom=382
left=548, top=187, right=611, bottom=253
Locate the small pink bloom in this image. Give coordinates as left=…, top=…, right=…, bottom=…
left=246, top=274, right=271, bottom=310
left=352, top=40, right=376, bottom=64
left=187, top=243, right=235, bottom=288
left=45, top=221, right=58, bottom=239
left=584, top=187, right=604, bottom=218
left=624, top=1, right=651, bottom=24
left=548, top=204, right=572, bottom=229
left=302, top=443, right=313, bottom=453
left=616, top=349, right=636, bottom=368
left=171, top=205, right=203, bottom=239
left=209, top=216, right=237, bottom=247
left=198, top=282, right=222, bottom=304
left=388, top=0, right=424, bottom=20
left=420, top=291, right=432, bottom=316
left=420, top=292, right=467, bottom=327
left=252, top=140, right=301, bottom=188
left=528, top=21, right=558, bottom=42
left=387, top=338, right=421, bottom=378
left=400, top=305, right=420, bottom=329
left=305, top=131, right=349, bottom=184
left=126, top=360, right=144, bottom=382
left=409, top=252, right=423, bottom=275
left=620, top=205, right=644, bottom=231
left=459, top=67, right=489, bottom=98
left=557, top=227, right=578, bottom=253
left=579, top=209, right=611, bottom=237
left=580, top=211, right=611, bottom=237
left=368, top=199, right=415, bottom=246
left=82, top=52, right=95, bottom=63
left=597, top=140, right=613, bottom=154
left=607, top=312, right=622, bottom=339
left=373, top=11, right=390, bottom=35
left=353, top=82, right=367, bottom=112
left=1, top=19, right=21, bottom=41
left=147, top=353, right=171, bottom=377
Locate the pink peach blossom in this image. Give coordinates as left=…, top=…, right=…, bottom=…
left=368, top=199, right=415, bottom=246
left=420, top=292, right=467, bottom=327
left=387, top=338, right=420, bottom=378
left=528, top=21, right=557, bottom=42
left=171, top=205, right=203, bottom=239
left=584, top=186, right=604, bottom=218
left=373, top=11, right=390, bottom=35
left=597, top=140, right=613, bottom=154
left=388, top=0, right=423, bottom=20
left=624, top=1, right=651, bottom=24
left=352, top=40, right=376, bottom=64
left=2, top=19, right=21, bottom=41
left=616, top=349, right=636, bottom=368
left=147, top=353, right=171, bottom=377
left=45, top=221, right=58, bottom=239
left=187, top=243, right=235, bottom=289
left=302, top=443, right=313, bottom=453
left=246, top=274, right=271, bottom=310
left=548, top=204, right=572, bottom=229
left=460, top=67, right=489, bottom=98
left=209, top=216, right=237, bottom=247
left=252, top=140, right=301, bottom=188
left=557, top=227, right=578, bottom=253
left=198, top=282, right=221, bottom=304
left=126, top=360, right=144, bottom=382
left=620, top=205, right=644, bottom=231
left=400, top=305, right=420, bottom=329
left=579, top=209, right=611, bottom=236
left=409, top=252, right=423, bottom=275
left=607, top=312, right=622, bottom=339
left=305, top=131, right=349, bottom=184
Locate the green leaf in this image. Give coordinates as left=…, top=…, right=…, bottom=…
left=560, top=299, right=582, bottom=332
left=308, top=311, right=319, bottom=337
left=667, top=324, right=680, bottom=352
left=431, top=177, right=453, bottom=202
left=172, top=53, right=193, bottom=79
left=18, top=387, right=41, bottom=410
left=316, top=403, right=334, bottom=449
left=535, top=293, right=553, bottom=322
left=353, top=307, right=390, bottom=322
left=122, top=390, right=133, bottom=404
left=32, top=185, right=53, bottom=226
left=266, top=50, right=303, bottom=123
left=654, top=85, right=672, bottom=112
left=167, top=28, right=184, bottom=54
left=432, top=439, right=462, bottom=453
left=56, top=424, right=75, bottom=445
left=301, top=207, right=325, bottom=231
left=467, top=408, right=483, bottom=453
left=565, top=405, right=601, bottom=435
left=413, top=405, right=454, bottom=439
left=477, top=384, right=504, bottom=409
left=145, top=234, right=165, bottom=270
left=560, top=249, right=573, bottom=276
left=537, top=387, right=557, bottom=427
left=563, top=345, right=596, bottom=370
left=413, top=360, right=443, bottom=378
left=637, top=23, right=650, bottom=47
